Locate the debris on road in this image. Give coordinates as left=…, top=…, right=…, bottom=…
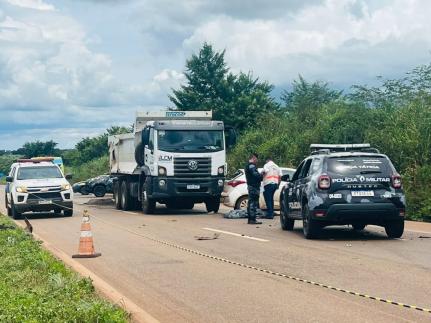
left=194, top=233, right=220, bottom=240
left=224, top=209, right=266, bottom=219
left=418, top=235, right=431, bottom=239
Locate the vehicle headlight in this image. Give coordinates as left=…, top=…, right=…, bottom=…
left=16, top=186, right=27, bottom=193
left=158, top=166, right=166, bottom=176
left=61, top=184, right=71, bottom=191
left=218, top=166, right=225, bottom=175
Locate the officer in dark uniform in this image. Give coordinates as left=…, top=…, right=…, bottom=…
left=245, top=152, right=263, bottom=225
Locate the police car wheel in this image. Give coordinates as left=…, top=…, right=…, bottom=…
left=302, top=203, right=319, bottom=239
left=280, top=199, right=294, bottom=231
left=11, top=199, right=22, bottom=220
left=385, top=221, right=404, bottom=239
left=352, top=224, right=366, bottom=231
left=235, top=196, right=248, bottom=210
left=63, top=208, right=73, bottom=217
left=5, top=194, right=11, bottom=217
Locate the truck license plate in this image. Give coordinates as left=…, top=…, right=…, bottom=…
left=351, top=191, right=374, bottom=197
left=39, top=200, right=52, bottom=204
left=187, top=184, right=200, bottom=190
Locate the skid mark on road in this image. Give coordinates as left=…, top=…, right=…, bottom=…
left=202, top=227, right=269, bottom=242
left=88, top=213, right=431, bottom=316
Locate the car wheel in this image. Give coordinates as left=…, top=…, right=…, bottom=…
left=302, top=203, right=319, bottom=239
left=80, top=186, right=90, bottom=195
left=93, top=185, right=107, bottom=198
left=352, top=224, right=366, bottom=231
left=11, top=199, right=22, bottom=220
left=63, top=208, right=73, bottom=217
left=235, top=196, right=248, bottom=210
left=142, top=180, right=155, bottom=214
left=113, top=180, right=122, bottom=210
left=280, top=198, right=294, bottom=231
left=385, top=221, right=404, bottom=239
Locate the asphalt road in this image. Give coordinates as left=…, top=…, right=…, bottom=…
left=2, top=186, right=431, bottom=322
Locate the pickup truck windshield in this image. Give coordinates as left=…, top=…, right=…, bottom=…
left=157, top=130, right=224, bottom=152
left=327, top=156, right=391, bottom=176
left=17, top=166, right=63, bottom=180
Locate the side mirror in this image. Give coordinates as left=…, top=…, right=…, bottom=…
left=6, top=176, right=13, bottom=182
left=281, top=174, right=290, bottom=182
left=65, top=174, right=73, bottom=180
left=225, top=126, right=237, bottom=149
left=142, top=128, right=150, bottom=146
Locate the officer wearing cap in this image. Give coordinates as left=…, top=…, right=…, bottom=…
left=244, top=152, right=263, bottom=225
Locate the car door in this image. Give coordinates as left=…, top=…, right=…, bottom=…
left=5, top=166, right=16, bottom=204
left=297, top=159, right=313, bottom=214
left=287, top=161, right=305, bottom=217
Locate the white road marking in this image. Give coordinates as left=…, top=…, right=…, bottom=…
left=202, top=227, right=269, bottom=242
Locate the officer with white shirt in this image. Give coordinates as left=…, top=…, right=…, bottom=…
left=262, top=157, right=282, bottom=219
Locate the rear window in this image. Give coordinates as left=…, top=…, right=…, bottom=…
left=327, top=156, right=391, bottom=176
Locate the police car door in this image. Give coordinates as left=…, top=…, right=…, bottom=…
left=287, top=161, right=305, bottom=217
left=297, top=159, right=313, bottom=214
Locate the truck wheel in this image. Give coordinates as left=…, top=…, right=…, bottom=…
left=114, top=181, right=122, bottom=210
left=280, top=199, right=294, bottom=231
left=80, top=186, right=90, bottom=195
left=385, top=220, right=404, bottom=239
left=121, top=180, right=133, bottom=211
left=234, top=196, right=248, bottom=210
left=63, top=208, right=73, bottom=217
left=142, top=189, right=156, bottom=214
left=205, top=197, right=220, bottom=213
left=11, top=199, right=22, bottom=220
left=93, top=185, right=106, bottom=197
left=302, top=203, right=319, bottom=239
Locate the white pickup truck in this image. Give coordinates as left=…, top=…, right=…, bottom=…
left=5, top=159, right=74, bottom=219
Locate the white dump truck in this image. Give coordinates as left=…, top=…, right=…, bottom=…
left=108, top=111, right=236, bottom=214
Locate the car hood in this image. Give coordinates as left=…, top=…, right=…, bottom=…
left=16, top=178, right=68, bottom=187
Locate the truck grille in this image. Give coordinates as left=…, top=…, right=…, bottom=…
left=174, top=157, right=211, bottom=177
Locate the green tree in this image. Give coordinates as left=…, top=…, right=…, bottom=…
left=169, top=43, right=279, bottom=131
left=16, top=140, right=59, bottom=158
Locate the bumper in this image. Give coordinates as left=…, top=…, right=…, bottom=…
left=14, top=199, right=73, bottom=213
left=312, top=203, right=404, bottom=224
left=149, top=177, right=224, bottom=199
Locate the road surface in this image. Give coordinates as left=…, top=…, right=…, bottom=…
left=1, top=186, right=431, bottom=322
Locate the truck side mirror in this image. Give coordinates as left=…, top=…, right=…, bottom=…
left=281, top=174, right=290, bottom=182
left=225, top=126, right=237, bottom=149
left=142, top=128, right=150, bottom=146
left=6, top=176, right=13, bottom=182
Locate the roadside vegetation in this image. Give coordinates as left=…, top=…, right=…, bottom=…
left=0, top=215, right=128, bottom=322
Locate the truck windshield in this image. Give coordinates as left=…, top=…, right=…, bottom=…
left=327, top=156, right=391, bottom=176
left=157, top=130, right=224, bottom=152
left=17, top=166, right=63, bottom=180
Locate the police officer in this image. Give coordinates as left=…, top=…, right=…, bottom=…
left=262, top=157, right=282, bottom=219
left=245, top=152, right=263, bottom=225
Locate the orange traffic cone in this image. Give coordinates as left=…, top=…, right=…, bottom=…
left=72, top=210, right=101, bottom=258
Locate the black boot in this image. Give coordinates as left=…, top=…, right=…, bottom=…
left=248, top=218, right=262, bottom=225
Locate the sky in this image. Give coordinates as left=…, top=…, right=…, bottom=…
left=1, top=0, right=431, bottom=150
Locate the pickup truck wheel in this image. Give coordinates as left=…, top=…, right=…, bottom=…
left=280, top=199, right=294, bottom=231
left=235, top=196, right=248, bottom=210
left=113, top=181, right=122, bottom=210
left=385, top=220, right=404, bottom=239
left=142, top=189, right=155, bottom=214
left=93, top=185, right=106, bottom=197
left=121, top=180, right=132, bottom=211
left=63, top=208, right=73, bottom=217
left=5, top=193, right=11, bottom=217
left=302, top=203, right=319, bottom=239
left=11, top=199, right=22, bottom=220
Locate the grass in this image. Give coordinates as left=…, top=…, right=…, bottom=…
left=0, top=215, right=129, bottom=323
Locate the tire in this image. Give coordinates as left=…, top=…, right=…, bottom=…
left=205, top=197, right=220, bottom=213
left=234, top=196, right=248, bottom=210
left=142, top=179, right=156, bottom=214
left=302, top=203, right=319, bottom=239
left=80, top=186, right=90, bottom=195
left=385, top=221, right=404, bottom=239
left=63, top=208, right=73, bottom=217
left=5, top=193, right=12, bottom=217
left=54, top=208, right=62, bottom=214
left=114, top=180, right=122, bottom=210
left=11, top=199, right=22, bottom=220
left=280, top=198, right=294, bottom=231
left=121, top=180, right=133, bottom=211
left=93, top=185, right=107, bottom=198
left=352, top=224, right=366, bottom=231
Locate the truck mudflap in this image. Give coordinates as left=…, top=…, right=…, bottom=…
left=147, top=176, right=224, bottom=199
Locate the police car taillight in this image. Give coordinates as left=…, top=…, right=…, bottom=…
left=318, top=174, right=331, bottom=189
left=391, top=174, right=402, bottom=189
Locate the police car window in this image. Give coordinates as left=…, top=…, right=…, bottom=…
left=17, top=166, right=63, bottom=180
left=10, top=167, right=16, bottom=177
left=292, top=162, right=304, bottom=181
left=300, top=159, right=312, bottom=178
left=310, top=158, right=321, bottom=175
left=327, top=156, right=390, bottom=175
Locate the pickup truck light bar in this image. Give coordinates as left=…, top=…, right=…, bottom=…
left=16, top=158, right=54, bottom=163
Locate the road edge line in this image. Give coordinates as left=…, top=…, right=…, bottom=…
left=13, top=220, right=160, bottom=323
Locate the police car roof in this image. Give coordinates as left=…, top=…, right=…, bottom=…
left=319, top=151, right=387, bottom=158
left=12, top=161, right=57, bottom=168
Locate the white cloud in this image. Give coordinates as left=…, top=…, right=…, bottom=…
left=5, top=0, right=55, bottom=11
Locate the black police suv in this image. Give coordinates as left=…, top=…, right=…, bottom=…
left=279, top=144, right=406, bottom=239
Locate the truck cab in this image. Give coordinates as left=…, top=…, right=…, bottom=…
left=109, top=111, right=236, bottom=214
